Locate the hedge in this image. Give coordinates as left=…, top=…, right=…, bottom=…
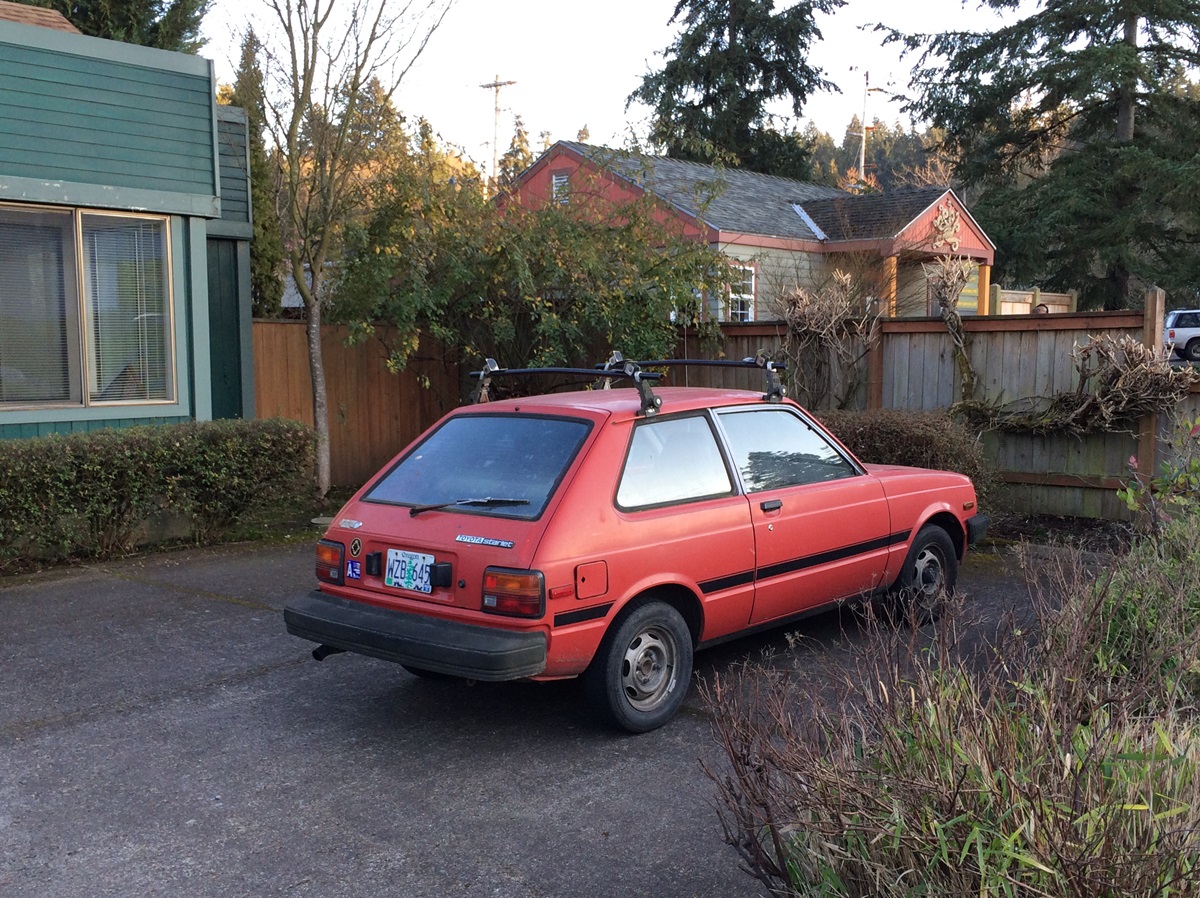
left=0, top=418, right=314, bottom=570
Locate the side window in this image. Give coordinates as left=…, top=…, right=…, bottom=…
left=717, top=408, right=856, bottom=492
left=616, top=415, right=733, bottom=508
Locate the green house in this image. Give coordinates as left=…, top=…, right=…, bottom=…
left=0, top=2, right=254, bottom=439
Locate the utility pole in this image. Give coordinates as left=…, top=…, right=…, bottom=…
left=857, top=71, right=883, bottom=182
left=480, top=74, right=516, bottom=189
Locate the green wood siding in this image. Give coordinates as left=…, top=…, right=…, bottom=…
left=0, top=21, right=217, bottom=215
left=0, top=417, right=190, bottom=439
left=215, top=107, right=249, bottom=225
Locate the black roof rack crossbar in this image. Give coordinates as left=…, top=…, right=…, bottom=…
left=615, top=355, right=787, bottom=403
left=469, top=357, right=663, bottom=416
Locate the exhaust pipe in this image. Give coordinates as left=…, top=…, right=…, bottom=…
left=312, top=644, right=345, bottom=662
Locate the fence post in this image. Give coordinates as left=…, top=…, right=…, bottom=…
left=867, top=319, right=884, bottom=410
left=1139, top=287, right=1166, bottom=480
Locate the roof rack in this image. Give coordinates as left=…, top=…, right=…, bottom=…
left=468, top=352, right=786, bottom=416
left=606, top=352, right=787, bottom=403
left=469, top=357, right=664, bottom=416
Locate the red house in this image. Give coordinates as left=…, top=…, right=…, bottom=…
left=509, top=142, right=996, bottom=320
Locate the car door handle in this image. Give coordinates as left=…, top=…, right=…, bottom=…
left=760, top=499, right=783, bottom=512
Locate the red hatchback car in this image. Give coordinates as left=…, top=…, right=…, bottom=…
left=285, top=358, right=987, bottom=732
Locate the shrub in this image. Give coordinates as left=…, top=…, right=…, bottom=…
left=0, top=419, right=314, bottom=570
left=705, top=523, right=1200, bottom=897
left=819, top=408, right=993, bottom=502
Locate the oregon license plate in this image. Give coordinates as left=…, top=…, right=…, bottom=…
left=384, top=548, right=434, bottom=593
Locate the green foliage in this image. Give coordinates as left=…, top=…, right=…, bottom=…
left=705, top=516, right=1200, bottom=897
left=0, top=420, right=313, bottom=570
left=1118, top=417, right=1200, bottom=549
left=886, top=0, right=1200, bottom=309
left=20, top=0, right=211, bottom=52
left=225, top=30, right=286, bottom=319
left=818, top=408, right=992, bottom=500
left=629, top=0, right=844, bottom=179
left=335, top=138, right=732, bottom=385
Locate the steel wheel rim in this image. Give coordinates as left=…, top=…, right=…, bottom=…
left=620, top=626, right=678, bottom=712
left=912, top=545, right=946, bottom=598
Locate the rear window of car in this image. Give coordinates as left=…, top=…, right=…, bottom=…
left=364, top=414, right=592, bottom=519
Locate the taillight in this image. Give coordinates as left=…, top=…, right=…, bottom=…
left=482, top=567, right=545, bottom=618
left=316, top=539, right=344, bottom=584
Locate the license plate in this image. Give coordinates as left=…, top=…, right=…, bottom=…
left=384, top=549, right=434, bottom=594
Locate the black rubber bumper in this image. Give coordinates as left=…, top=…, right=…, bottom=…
left=284, top=591, right=547, bottom=681
left=966, top=513, right=989, bottom=547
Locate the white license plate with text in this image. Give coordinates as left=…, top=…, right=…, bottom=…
left=384, top=549, right=434, bottom=593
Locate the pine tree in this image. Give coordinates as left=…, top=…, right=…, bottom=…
left=497, top=117, right=534, bottom=191
left=887, top=0, right=1200, bottom=308
left=20, top=0, right=210, bottom=52
left=630, top=0, right=845, bottom=179
left=224, top=30, right=285, bottom=318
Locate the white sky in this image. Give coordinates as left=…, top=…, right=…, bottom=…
left=201, top=0, right=1017, bottom=177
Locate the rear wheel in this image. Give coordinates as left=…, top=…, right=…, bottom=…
left=885, top=525, right=958, bottom=625
left=584, top=600, right=693, bottom=734
left=1184, top=339, right=1200, bottom=363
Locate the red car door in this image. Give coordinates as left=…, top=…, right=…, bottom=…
left=715, top=406, right=893, bottom=625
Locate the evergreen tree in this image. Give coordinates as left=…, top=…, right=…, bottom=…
left=497, top=117, right=534, bottom=191
left=630, top=0, right=845, bottom=179
left=19, top=0, right=210, bottom=52
left=224, top=30, right=285, bottom=318
left=887, top=0, right=1200, bottom=308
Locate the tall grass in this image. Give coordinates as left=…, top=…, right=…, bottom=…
left=705, top=511, right=1200, bottom=897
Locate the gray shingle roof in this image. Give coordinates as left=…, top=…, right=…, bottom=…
left=559, top=142, right=847, bottom=242
left=0, top=0, right=80, bottom=32
left=800, top=187, right=951, bottom=243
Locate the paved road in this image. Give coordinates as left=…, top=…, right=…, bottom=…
left=0, top=542, right=1028, bottom=898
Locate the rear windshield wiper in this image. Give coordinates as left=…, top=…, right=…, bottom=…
left=409, top=497, right=531, bottom=517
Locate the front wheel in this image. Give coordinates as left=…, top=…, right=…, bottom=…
left=584, top=600, right=693, bottom=733
left=885, top=525, right=958, bottom=625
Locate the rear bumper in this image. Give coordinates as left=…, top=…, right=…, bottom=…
left=284, top=591, right=547, bottom=681
left=966, top=513, right=989, bottom=547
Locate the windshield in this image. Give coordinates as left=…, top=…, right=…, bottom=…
left=364, top=414, right=592, bottom=519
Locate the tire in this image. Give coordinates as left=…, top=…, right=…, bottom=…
left=1184, top=339, right=1200, bottom=363
left=584, top=600, right=693, bottom=734
left=885, top=525, right=958, bottom=625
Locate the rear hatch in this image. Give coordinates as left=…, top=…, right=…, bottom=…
left=325, top=412, right=595, bottom=614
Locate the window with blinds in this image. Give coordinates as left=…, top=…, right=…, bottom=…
left=83, top=215, right=171, bottom=403
left=0, top=208, right=80, bottom=405
left=0, top=205, right=173, bottom=409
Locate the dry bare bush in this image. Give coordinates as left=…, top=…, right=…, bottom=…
left=776, top=271, right=882, bottom=410
left=704, top=532, right=1200, bottom=898
left=958, top=334, right=1200, bottom=435
left=923, top=254, right=978, bottom=402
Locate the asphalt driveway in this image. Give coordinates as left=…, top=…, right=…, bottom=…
left=0, top=542, right=1029, bottom=898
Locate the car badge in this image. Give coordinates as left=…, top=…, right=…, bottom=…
left=456, top=534, right=515, bottom=549
left=340, top=519, right=364, bottom=530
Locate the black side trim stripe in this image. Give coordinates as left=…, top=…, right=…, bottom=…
left=757, top=530, right=911, bottom=582
left=699, top=529, right=912, bottom=595
left=554, top=603, right=614, bottom=627
left=699, top=570, right=755, bottom=595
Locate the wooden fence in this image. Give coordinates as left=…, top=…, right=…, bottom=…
left=253, top=321, right=459, bottom=487
left=255, top=305, right=1197, bottom=516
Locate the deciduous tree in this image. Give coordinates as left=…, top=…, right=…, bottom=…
left=255, top=0, right=455, bottom=495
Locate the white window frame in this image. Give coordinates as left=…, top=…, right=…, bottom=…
left=727, top=263, right=756, bottom=323
left=551, top=171, right=570, bottom=205
left=0, top=202, right=176, bottom=410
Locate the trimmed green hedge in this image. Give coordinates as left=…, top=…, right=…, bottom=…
left=818, top=408, right=993, bottom=501
left=0, top=418, right=314, bottom=569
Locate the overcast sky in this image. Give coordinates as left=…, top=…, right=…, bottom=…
left=202, top=0, right=1019, bottom=177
